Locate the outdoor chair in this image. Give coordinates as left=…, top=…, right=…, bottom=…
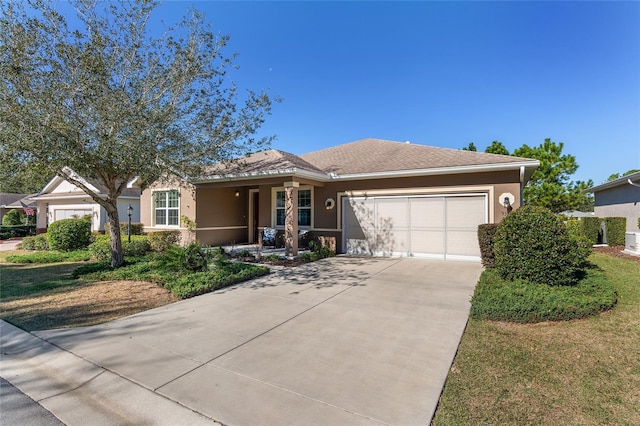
left=262, top=227, right=277, bottom=248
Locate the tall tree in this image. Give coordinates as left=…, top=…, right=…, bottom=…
left=484, top=140, right=509, bottom=155
left=0, top=0, right=276, bottom=267
left=462, top=142, right=477, bottom=151
left=513, top=138, right=593, bottom=213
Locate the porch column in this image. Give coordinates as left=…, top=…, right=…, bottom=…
left=284, top=181, right=299, bottom=258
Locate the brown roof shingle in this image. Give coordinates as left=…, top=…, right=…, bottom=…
left=299, top=138, right=534, bottom=175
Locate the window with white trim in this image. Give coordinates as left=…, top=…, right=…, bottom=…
left=275, top=188, right=312, bottom=227
left=154, top=190, right=179, bottom=226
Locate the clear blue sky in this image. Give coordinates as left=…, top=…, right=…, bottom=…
left=160, top=1, right=638, bottom=185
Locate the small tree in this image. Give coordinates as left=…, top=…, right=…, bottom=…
left=0, top=0, right=276, bottom=267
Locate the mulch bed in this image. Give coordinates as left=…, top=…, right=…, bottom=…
left=592, top=245, right=640, bottom=263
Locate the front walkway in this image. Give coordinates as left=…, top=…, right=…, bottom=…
left=2, top=257, right=482, bottom=425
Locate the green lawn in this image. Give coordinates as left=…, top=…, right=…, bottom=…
left=432, top=253, right=640, bottom=425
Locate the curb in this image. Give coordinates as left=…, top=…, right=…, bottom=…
left=0, top=320, right=218, bottom=425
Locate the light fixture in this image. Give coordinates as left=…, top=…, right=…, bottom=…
left=126, top=204, right=133, bottom=243
left=503, top=196, right=511, bottom=209
left=234, top=189, right=240, bottom=197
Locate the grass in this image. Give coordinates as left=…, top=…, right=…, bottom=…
left=432, top=252, right=640, bottom=425
left=0, top=249, right=269, bottom=330
left=5, top=250, right=92, bottom=264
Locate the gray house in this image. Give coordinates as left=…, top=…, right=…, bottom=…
left=587, top=171, right=640, bottom=232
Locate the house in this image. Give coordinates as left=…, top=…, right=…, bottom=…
left=140, top=138, right=539, bottom=261
left=586, top=171, right=640, bottom=233
left=0, top=193, right=36, bottom=223
left=30, top=168, right=141, bottom=233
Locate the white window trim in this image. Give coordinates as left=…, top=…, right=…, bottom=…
left=271, top=186, right=314, bottom=229
left=151, top=189, right=181, bottom=227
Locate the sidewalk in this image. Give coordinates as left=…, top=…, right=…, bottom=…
left=0, top=320, right=218, bottom=425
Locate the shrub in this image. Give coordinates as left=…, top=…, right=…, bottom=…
left=470, top=267, right=617, bottom=323
left=21, top=234, right=49, bottom=250
left=47, top=218, right=92, bottom=251
left=147, top=230, right=181, bottom=252
left=477, top=223, right=499, bottom=268
left=181, top=242, right=209, bottom=272
left=581, top=216, right=601, bottom=245
left=565, top=218, right=593, bottom=253
left=104, top=222, right=144, bottom=236
left=0, top=224, right=36, bottom=239
left=300, top=246, right=335, bottom=263
left=2, top=209, right=35, bottom=227
left=494, top=206, right=587, bottom=286
left=605, top=217, right=626, bottom=245
left=88, top=235, right=150, bottom=261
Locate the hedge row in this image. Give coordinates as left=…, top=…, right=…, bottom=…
left=0, top=224, right=36, bottom=240
left=104, top=222, right=144, bottom=236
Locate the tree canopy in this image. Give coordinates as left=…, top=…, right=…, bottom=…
left=484, top=140, right=509, bottom=155
left=0, top=0, right=276, bottom=266
left=607, top=169, right=640, bottom=182
left=513, top=138, right=593, bottom=213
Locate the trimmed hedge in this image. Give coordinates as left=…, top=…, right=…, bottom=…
left=477, top=223, right=499, bottom=268
left=470, top=267, right=617, bottom=323
left=0, top=224, right=36, bottom=240
left=47, top=218, right=92, bottom=251
left=494, top=206, right=588, bottom=286
left=88, top=234, right=150, bottom=261
left=605, top=217, right=626, bottom=245
left=147, top=230, right=181, bottom=252
left=104, top=222, right=144, bottom=236
left=581, top=216, right=602, bottom=245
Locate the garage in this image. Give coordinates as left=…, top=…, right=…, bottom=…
left=342, top=194, right=487, bottom=261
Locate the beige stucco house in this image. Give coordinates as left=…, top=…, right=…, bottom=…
left=140, top=138, right=539, bottom=261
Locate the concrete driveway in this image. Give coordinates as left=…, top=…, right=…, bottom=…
left=19, top=257, right=481, bottom=425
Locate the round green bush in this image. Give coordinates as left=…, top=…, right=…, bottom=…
left=88, top=235, right=150, bottom=261
left=47, top=218, right=92, bottom=251
left=21, top=234, right=49, bottom=250
left=2, top=209, right=26, bottom=226
left=494, top=206, right=587, bottom=286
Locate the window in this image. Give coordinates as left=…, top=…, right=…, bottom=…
left=275, top=188, right=312, bottom=227
left=154, top=190, right=179, bottom=226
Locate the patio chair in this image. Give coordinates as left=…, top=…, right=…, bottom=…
left=262, top=227, right=277, bottom=248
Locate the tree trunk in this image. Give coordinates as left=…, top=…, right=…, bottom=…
left=105, top=202, right=124, bottom=268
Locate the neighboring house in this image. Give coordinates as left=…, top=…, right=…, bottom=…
left=31, top=168, right=141, bottom=232
left=140, top=138, right=539, bottom=261
left=0, top=193, right=36, bottom=223
left=587, top=171, right=640, bottom=232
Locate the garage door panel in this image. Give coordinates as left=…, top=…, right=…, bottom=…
left=343, top=194, right=485, bottom=261
left=410, top=230, right=445, bottom=256
left=410, top=197, right=444, bottom=227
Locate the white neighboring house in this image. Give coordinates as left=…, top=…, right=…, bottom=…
left=30, top=168, right=141, bottom=232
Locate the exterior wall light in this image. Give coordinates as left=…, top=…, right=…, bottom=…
left=234, top=190, right=240, bottom=197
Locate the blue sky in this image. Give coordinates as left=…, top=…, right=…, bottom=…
left=156, top=2, right=637, bottom=184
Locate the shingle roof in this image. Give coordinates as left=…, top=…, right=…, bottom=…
left=199, top=138, right=538, bottom=183
left=299, top=138, right=535, bottom=175
left=0, top=193, right=29, bottom=207
left=206, top=149, right=325, bottom=176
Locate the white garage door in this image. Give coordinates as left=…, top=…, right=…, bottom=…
left=342, top=194, right=487, bottom=261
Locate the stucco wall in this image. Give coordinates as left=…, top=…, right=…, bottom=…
left=594, top=185, right=640, bottom=232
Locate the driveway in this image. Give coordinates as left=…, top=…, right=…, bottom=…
left=29, top=257, right=481, bottom=425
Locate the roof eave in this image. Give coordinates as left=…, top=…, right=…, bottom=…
left=333, top=161, right=540, bottom=182
left=586, top=171, right=640, bottom=193
left=193, top=168, right=330, bottom=184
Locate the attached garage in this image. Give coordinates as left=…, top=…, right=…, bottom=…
left=342, top=193, right=487, bottom=261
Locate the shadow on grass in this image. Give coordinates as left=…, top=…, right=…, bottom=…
left=0, top=262, right=88, bottom=299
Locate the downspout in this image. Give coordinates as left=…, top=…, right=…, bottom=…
left=519, top=166, right=525, bottom=207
